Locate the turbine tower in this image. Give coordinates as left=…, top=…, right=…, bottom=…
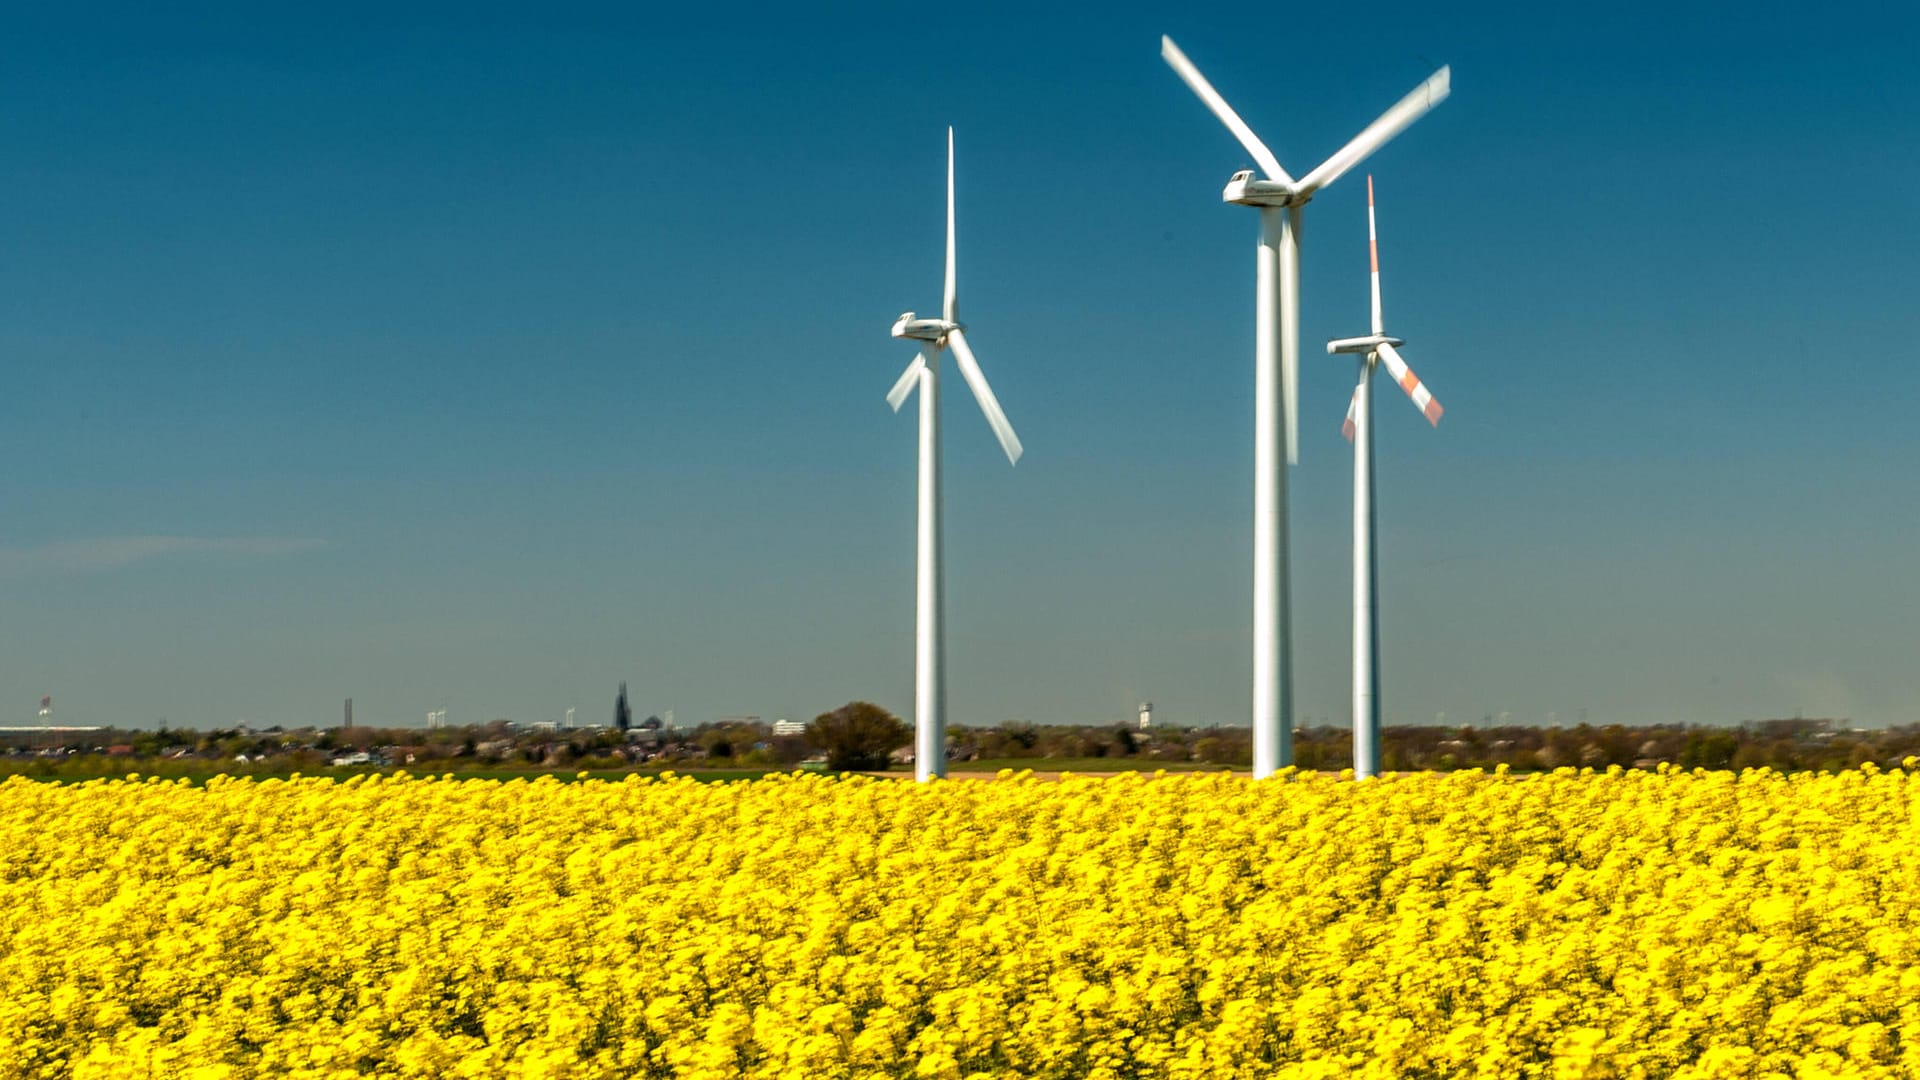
left=1160, top=37, right=1449, bottom=778
left=886, top=128, right=1024, bottom=782
left=1327, top=176, right=1444, bottom=779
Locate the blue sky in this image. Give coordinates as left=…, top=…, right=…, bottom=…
left=2, top=1, right=1916, bottom=731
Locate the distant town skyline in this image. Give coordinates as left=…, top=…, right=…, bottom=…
left=3, top=3, right=1916, bottom=731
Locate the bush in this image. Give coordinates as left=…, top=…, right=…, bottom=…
left=808, top=702, right=910, bottom=771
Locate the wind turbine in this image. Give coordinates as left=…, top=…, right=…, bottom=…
left=885, top=128, right=1024, bottom=782
left=1160, top=36, right=1449, bottom=778
left=1327, top=176, right=1443, bottom=780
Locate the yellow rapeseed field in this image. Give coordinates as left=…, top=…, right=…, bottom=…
left=2, top=766, right=1916, bottom=1079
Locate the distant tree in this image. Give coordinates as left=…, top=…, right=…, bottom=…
left=977, top=721, right=1040, bottom=759
left=1192, top=729, right=1252, bottom=767
left=1680, top=730, right=1739, bottom=770
left=808, top=702, right=909, bottom=771
left=768, top=734, right=810, bottom=766
left=1039, top=728, right=1091, bottom=758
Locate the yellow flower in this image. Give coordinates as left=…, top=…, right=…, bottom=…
left=0, top=766, right=1914, bottom=1076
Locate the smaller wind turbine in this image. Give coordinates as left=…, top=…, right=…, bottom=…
left=1326, top=176, right=1443, bottom=780
left=886, top=128, right=1023, bottom=782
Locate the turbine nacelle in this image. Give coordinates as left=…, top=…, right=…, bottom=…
left=1223, top=170, right=1307, bottom=207
left=891, top=312, right=962, bottom=343
left=1327, top=333, right=1403, bottom=355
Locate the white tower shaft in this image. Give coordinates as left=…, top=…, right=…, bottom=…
left=914, top=345, right=946, bottom=782
left=1356, top=176, right=1385, bottom=779
left=1252, top=206, right=1296, bottom=777
left=1352, top=358, right=1381, bottom=779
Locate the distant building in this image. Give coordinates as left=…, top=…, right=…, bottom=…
left=1138, top=703, right=1154, bottom=730
left=772, top=719, right=806, bottom=737
left=615, top=684, right=632, bottom=732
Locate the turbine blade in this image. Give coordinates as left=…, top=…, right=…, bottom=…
left=1376, top=341, right=1443, bottom=426
left=1368, top=175, right=1384, bottom=336
left=1160, top=36, right=1295, bottom=188
left=886, top=354, right=926, bottom=413
left=1285, top=205, right=1302, bottom=466
left=1296, top=66, right=1450, bottom=196
left=947, top=328, right=1023, bottom=465
left=1342, top=385, right=1359, bottom=443
left=944, top=127, right=957, bottom=324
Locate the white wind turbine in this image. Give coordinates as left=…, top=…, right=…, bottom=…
left=1327, top=176, right=1443, bottom=780
left=885, top=128, right=1024, bottom=782
left=1161, top=36, right=1449, bottom=778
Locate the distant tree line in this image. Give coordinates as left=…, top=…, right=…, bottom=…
left=5, top=712, right=1916, bottom=779
left=951, top=717, right=1920, bottom=773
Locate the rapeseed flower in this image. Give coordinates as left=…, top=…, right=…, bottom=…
left=0, top=767, right=1914, bottom=1077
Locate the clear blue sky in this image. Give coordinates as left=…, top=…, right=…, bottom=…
left=3, top=1, right=1916, bottom=732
